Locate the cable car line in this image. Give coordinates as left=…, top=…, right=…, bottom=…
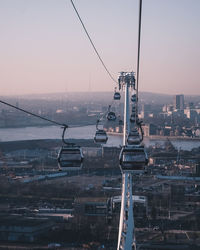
left=0, top=99, right=68, bottom=127
left=136, top=0, right=143, bottom=111
left=100, top=101, right=114, bottom=121
left=61, top=125, right=71, bottom=145
left=70, top=0, right=118, bottom=84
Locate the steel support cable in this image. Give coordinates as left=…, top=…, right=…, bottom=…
left=136, top=0, right=143, bottom=119
left=70, top=0, right=118, bottom=84
left=0, top=100, right=68, bottom=128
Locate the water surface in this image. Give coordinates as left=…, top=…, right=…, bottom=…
left=0, top=125, right=199, bottom=150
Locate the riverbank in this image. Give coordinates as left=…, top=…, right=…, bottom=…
left=107, top=132, right=200, bottom=141
left=0, top=139, right=98, bottom=152
left=0, top=125, right=199, bottom=150
left=0, top=122, right=96, bottom=129
left=147, top=135, right=200, bottom=141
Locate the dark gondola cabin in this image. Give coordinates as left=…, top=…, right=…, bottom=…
left=107, top=111, right=116, bottom=121
left=94, top=129, right=108, bottom=144
left=130, top=113, right=138, bottom=123
left=119, top=145, right=148, bottom=173
left=131, top=94, right=136, bottom=102
left=132, top=106, right=136, bottom=112
left=114, top=92, right=121, bottom=100
left=119, top=119, right=123, bottom=125
left=58, top=145, right=83, bottom=171
left=127, top=130, right=141, bottom=145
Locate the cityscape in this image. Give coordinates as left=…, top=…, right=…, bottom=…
left=0, top=91, right=199, bottom=249
left=1, top=93, right=200, bottom=138
left=0, top=0, right=200, bottom=250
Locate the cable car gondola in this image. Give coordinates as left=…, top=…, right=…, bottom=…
left=113, top=87, right=121, bottom=100
left=119, top=145, right=148, bottom=173
left=94, top=119, right=108, bottom=144
left=107, top=111, right=116, bottom=121
left=57, top=126, right=83, bottom=171
left=132, top=106, right=136, bottom=112
left=127, top=129, right=141, bottom=145
left=118, top=115, right=123, bottom=125
left=114, top=92, right=121, bottom=100
left=119, top=119, right=123, bottom=125
left=58, top=144, right=83, bottom=171
left=131, top=94, right=136, bottom=102
left=94, top=129, right=108, bottom=144
left=130, top=113, right=138, bottom=123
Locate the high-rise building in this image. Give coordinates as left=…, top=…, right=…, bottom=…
left=196, top=163, right=200, bottom=177
left=141, top=104, right=152, bottom=118
left=174, top=94, right=184, bottom=110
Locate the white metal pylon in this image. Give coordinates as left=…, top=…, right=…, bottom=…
left=117, top=172, right=136, bottom=250
left=117, top=72, right=136, bottom=250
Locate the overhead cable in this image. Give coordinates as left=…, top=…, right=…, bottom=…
left=0, top=100, right=68, bottom=127
left=70, top=0, right=118, bottom=84
left=136, top=0, right=143, bottom=108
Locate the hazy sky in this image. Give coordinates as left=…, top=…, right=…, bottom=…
left=0, top=0, right=199, bottom=95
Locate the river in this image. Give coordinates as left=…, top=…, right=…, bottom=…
left=0, top=125, right=199, bottom=150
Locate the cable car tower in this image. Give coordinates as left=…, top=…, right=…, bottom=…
left=117, top=72, right=148, bottom=250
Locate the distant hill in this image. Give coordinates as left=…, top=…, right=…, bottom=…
left=139, top=92, right=173, bottom=105
left=1, top=91, right=199, bottom=105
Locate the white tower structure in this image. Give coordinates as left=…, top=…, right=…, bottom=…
left=117, top=72, right=136, bottom=250
left=117, top=72, right=148, bottom=250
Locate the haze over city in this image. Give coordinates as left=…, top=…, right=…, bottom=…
left=0, top=1, right=200, bottom=249
left=0, top=0, right=199, bottom=95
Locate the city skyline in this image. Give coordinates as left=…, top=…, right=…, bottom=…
left=0, top=0, right=199, bottom=95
